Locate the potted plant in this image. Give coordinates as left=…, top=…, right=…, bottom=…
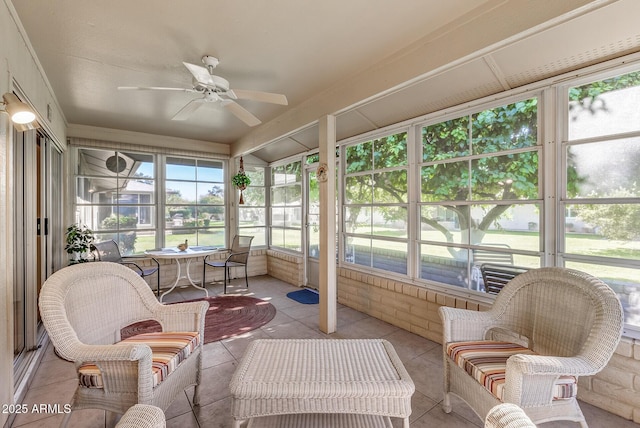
left=232, top=157, right=251, bottom=204
left=65, top=224, right=95, bottom=264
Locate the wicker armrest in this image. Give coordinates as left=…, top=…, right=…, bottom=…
left=439, top=306, right=496, bottom=343
left=69, top=342, right=153, bottom=365
left=507, top=354, right=598, bottom=376
left=153, top=301, right=209, bottom=332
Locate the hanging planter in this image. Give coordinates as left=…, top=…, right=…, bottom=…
left=232, top=156, right=251, bottom=204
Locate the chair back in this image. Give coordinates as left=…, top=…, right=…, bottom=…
left=228, top=235, right=254, bottom=264
left=39, top=262, right=163, bottom=359
left=92, top=239, right=124, bottom=263
left=491, top=267, right=623, bottom=366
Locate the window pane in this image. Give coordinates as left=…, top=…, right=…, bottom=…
left=346, top=141, right=373, bottom=173
left=166, top=157, right=196, bottom=180
left=128, top=153, right=154, bottom=179
left=567, top=137, right=640, bottom=198
left=284, top=229, right=302, bottom=251
left=239, top=207, right=266, bottom=226
left=565, top=203, right=640, bottom=260
left=271, top=187, right=286, bottom=205
left=285, top=162, right=302, bottom=183
left=423, top=116, right=470, bottom=161
left=286, top=184, right=302, bottom=204
left=239, top=227, right=266, bottom=246
left=420, top=245, right=469, bottom=288
left=284, top=207, right=302, bottom=228
left=345, top=236, right=370, bottom=267
left=420, top=205, right=469, bottom=245
left=372, top=239, right=406, bottom=274
left=196, top=159, right=223, bottom=182
left=272, top=208, right=285, bottom=227
left=568, top=71, right=640, bottom=140
left=166, top=181, right=196, bottom=204
left=345, top=175, right=373, bottom=204
left=242, top=187, right=265, bottom=206
left=372, top=207, right=407, bottom=238
left=421, top=161, right=469, bottom=202
left=344, top=207, right=371, bottom=234
left=374, top=132, right=407, bottom=168
left=472, top=99, right=538, bottom=154
left=271, top=228, right=285, bottom=248
left=246, top=167, right=265, bottom=186
left=565, top=261, right=640, bottom=329
left=471, top=152, right=539, bottom=201
left=196, top=228, right=225, bottom=247
left=197, top=183, right=224, bottom=203
left=373, top=170, right=407, bottom=203
left=165, top=230, right=197, bottom=247
left=470, top=204, right=540, bottom=251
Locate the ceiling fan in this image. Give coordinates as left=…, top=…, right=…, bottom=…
left=118, top=55, right=288, bottom=126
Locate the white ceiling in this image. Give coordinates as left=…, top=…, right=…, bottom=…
left=10, top=0, right=640, bottom=162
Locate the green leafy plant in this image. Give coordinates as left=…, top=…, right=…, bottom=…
left=65, top=224, right=95, bottom=264
left=232, top=172, right=251, bottom=189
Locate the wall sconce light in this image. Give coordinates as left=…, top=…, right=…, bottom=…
left=1, top=93, right=37, bottom=125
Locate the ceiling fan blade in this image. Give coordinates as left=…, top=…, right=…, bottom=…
left=221, top=100, right=262, bottom=126
left=182, top=62, right=215, bottom=86
left=172, top=98, right=206, bottom=121
left=227, top=89, right=288, bottom=105
left=118, top=86, right=197, bottom=92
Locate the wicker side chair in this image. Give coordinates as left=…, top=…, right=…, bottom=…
left=39, top=262, right=208, bottom=428
left=485, top=403, right=536, bottom=428
left=116, top=404, right=166, bottom=428
left=439, top=267, right=623, bottom=428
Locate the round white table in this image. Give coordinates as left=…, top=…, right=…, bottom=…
left=145, top=246, right=220, bottom=302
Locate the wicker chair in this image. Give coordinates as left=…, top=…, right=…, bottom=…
left=485, top=403, right=536, bottom=428
left=116, top=404, right=166, bottom=428
left=203, top=235, right=253, bottom=293
left=439, top=267, right=623, bottom=428
left=39, top=262, right=208, bottom=428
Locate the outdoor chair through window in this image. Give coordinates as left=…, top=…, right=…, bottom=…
left=203, top=235, right=253, bottom=294
left=91, top=239, right=161, bottom=296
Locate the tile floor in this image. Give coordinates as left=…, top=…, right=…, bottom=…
left=10, top=275, right=638, bottom=428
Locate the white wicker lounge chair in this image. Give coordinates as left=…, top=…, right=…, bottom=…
left=39, top=262, right=208, bottom=428
left=116, top=404, right=166, bottom=428
left=439, top=267, right=623, bottom=428
left=485, top=403, right=536, bottom=428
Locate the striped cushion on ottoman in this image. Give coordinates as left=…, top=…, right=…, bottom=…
left=446, top=341, right=577, bottom=401
left=78, top=331, right=200, bottom=388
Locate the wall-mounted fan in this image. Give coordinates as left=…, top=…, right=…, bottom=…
left=118, top=55, right=288, bottom=126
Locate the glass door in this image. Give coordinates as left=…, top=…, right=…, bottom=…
left=305, top=169, right=320, bottom=289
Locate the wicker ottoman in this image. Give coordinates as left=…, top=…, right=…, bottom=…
left=230, top=339, right=415, bottom=428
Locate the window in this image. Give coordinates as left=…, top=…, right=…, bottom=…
left=165, top=157, right=225, bottom=247
left=343, top=131, right=408, bottom=274
left=75, top=148, right=156, bottom=254
left=239, top=165, right=267, bottom=246
left=270, top=160, right=302, bottom=251
left=418, top=98, right=542, bottom=291
left=562, top=69, right=640, bottom=332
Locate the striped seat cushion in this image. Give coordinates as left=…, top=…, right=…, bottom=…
left=78, top=331, right=200, bottom=389
left=446, top=340, right=577, bottom=401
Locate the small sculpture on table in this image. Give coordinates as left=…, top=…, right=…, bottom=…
left=177, top=239, right=189, bottom=251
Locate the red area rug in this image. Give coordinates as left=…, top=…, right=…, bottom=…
left=121, top=295, right=276, bottom=344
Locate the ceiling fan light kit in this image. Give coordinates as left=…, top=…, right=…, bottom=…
left=118, top=55, right=287, bottom=126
